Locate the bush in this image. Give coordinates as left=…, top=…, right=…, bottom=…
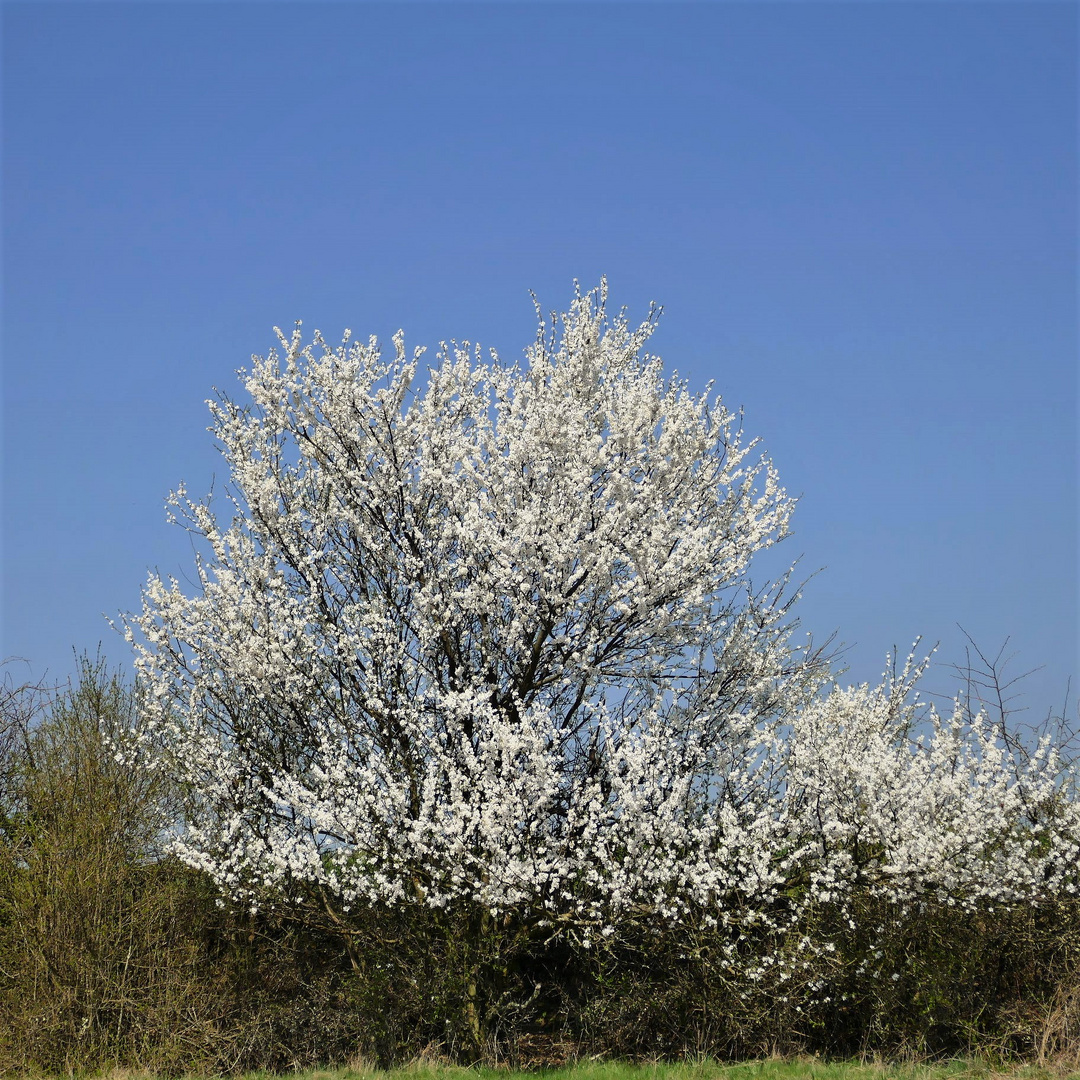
left=0, top=656, right=1077, bottom=1074
left=0, top=657, right=369, bottom=1075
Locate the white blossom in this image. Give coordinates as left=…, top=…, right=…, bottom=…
left=127, top=281, right=1079, bottom=946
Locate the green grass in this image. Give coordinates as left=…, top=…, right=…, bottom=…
left=72, top=1058, right=1077, bottom=1080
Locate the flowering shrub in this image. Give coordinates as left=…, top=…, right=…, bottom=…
left=127, top=282, right=1078, bottom=1031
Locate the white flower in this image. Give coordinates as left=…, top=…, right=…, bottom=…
left=124, top=280, right=1079, bottom=963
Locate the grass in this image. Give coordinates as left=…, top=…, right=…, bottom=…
left=56, top=1058, right=1080, bottom=1080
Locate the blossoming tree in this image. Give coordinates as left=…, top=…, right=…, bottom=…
left=130, top=282, right=829, bottom=914
left=128, top=282, right=1077, bottom=1043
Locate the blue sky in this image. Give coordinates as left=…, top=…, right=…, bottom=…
left=3, top=1, right=1076, bottom=722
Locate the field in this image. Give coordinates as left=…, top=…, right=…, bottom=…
left=33, top=1061, right=1080, bottom=1080
left=295, top=1062, right=1080, bottom=1080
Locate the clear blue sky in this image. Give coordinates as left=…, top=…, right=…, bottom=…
left=3, top=2, right=1076, bottom=722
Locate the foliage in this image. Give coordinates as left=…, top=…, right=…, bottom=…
left=123, top=282, right=1080, bottom=1053
left=7, top=283, right=1076, bottom=1073
left=0, top=657, right=1079, bottom=1073
left=0, top=659, right=370, bottom=1076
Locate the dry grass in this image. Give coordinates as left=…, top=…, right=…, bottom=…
left=27, top=1057, right=1079, bottom=1080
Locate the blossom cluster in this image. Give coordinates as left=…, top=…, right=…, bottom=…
left=127, top=282, right=1079, bottom=943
